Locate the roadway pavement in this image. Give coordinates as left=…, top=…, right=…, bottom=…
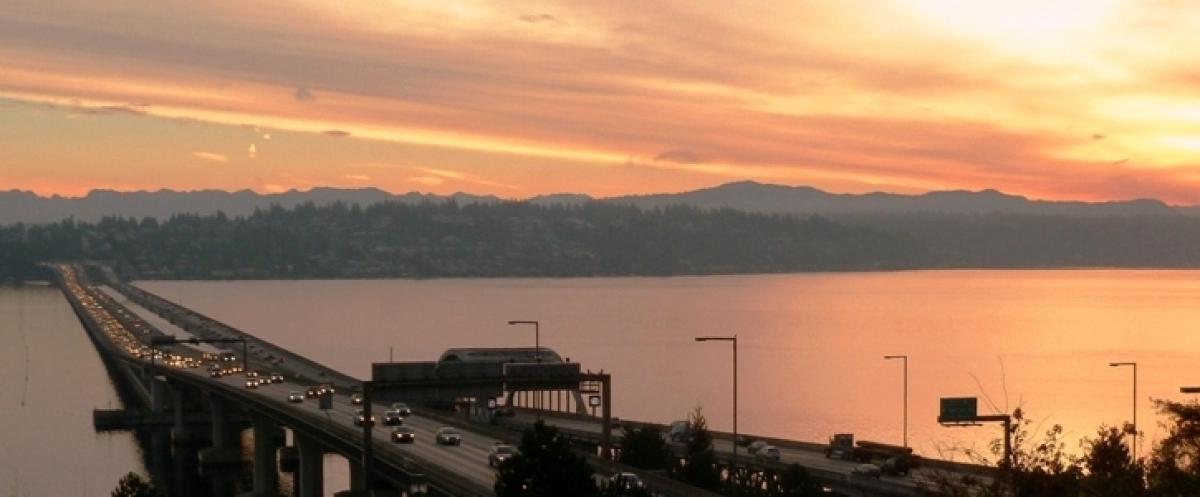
left=80, top=268, right=940, bottom=496
left=511, top=411, right=930, bottom=491
left=63, top=271, right=504, bottom=494
left=200, top=371, right=503, bottom=490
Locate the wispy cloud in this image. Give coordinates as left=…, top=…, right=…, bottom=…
left=343, top=173, right=370, bottom=181
left=409, top=176, right=445, bottom=186
left=414, top=166, right=517, bottom=190
left=4, top=0, right=1200, bottom=201
left=192, top=151, right=228, bottom=163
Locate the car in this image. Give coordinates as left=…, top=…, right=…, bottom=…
left=391, top=426, right=416, bottom=444
left=435, top=427, right=462, bottom=446
left=852, top=463, right=882, bottom=480
left=391, top=402, right=412, bottom=416
left=354, top=409, right=375, bottom=426
left=207, top=362, right=222, bottom=372
left=210, top=369, right=224, bottom=378
left=244, top=378, right=259, bottom=389
left=287, top=391, right=304, bottom=403
left=747, top=440, right=769, bottom=455
left=383, top=410, right=404, bottom=426
left=246, top=370, right=260, bottom=378
left=269, top=373, right=285, bottom=384
left=351, top=393, right=363, bottom=405
left=755, top=445, right=782, bottom=462
left=488, top=444, right=517, bottom=467
left=609, top=472, right=646, bottom=490
left=319, top=384, right=335, bottom=395
left=305, top=386, right=321, bottom=399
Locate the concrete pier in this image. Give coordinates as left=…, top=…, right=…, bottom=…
left=296, top=434, right=325, bottom=497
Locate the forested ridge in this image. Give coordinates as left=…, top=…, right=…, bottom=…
left=4, top=200, right=1200, bottom=281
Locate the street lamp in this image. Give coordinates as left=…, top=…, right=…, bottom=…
left=507, top=320, right=540, bottom=362
left=884, top=354, right=908, bottom=448
left=695, top=335, right=737, bottom=493
left=1110, top=361, right=1137, bottom=454
left=508, top=320, right=541, bottom=414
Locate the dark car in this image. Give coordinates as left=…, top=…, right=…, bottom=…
left=391, top=426, right=416, bottom=444
left=390, top=402, right=412, bottom=416
left=609, top=472, right=646, bottom=490
left=354, top=409, right=375, bottom=427
left=305, top=386, right=321, bottom=399
left=435, top=427, right=462, bottom=446
left=383, top=410, right=404, bottom=426
left=488, top=444, right=517, bottom=467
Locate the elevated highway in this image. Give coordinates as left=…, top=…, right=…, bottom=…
left=56, top=262, right=987, bottom=497
left=56, top=264, right=720, bottom=497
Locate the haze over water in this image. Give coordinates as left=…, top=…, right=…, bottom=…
left=138, top=270, right=1200, bottom=461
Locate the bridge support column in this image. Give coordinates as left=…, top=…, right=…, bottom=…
left=248, top=413, right=280, bottom=496
left=150, top=375, right=167, bottom=413
left=350, top=458, right=367, bottom=492
left=199, top=396, right=240, bottom=468
left=295, top=435, right=324, bottom=497
left=171, top=385, right=193, bottom=444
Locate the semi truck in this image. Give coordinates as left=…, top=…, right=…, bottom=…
left=825, top=433, right=920, bottom=476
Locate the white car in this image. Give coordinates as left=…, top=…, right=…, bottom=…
left=755, top=445, right=781, bottom=462
left=747, top=440, right=769, bottom=455
left=852, top=463, right=882, bottom=480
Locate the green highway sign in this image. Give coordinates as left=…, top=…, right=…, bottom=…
left=939, top=397, right=978, bottom=423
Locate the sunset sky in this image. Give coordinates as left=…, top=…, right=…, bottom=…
left=3, top=1, right=1200, bottom=202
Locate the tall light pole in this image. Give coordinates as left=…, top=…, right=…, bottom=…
left=507, top=320, right=540, bottom=362
left=508, top=320, right=541, bottom=414
left=884, top=354, right=908, bottom=448
left=695, top=335, right=737, bottom=493
left=1110, top=361, right=1137, bottom=454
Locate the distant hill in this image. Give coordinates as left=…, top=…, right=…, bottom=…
left=604, top=181, right=1182, bottom=217
left=0, top=187, right=501, bottom=224
left=1, top=181, right=1192, bottom=225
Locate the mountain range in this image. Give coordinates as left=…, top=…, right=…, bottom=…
left=2, top=181, right=1194, bottom=225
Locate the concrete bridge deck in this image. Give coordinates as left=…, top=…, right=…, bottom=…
left=53, top=262, right=969, bottom=497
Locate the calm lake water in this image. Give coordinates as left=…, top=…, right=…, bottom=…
left=0, top=284, right=143, bottom=497
left=6, top=270, right=1199, bottom=495
left=137, top=271, right=1200, bottom=461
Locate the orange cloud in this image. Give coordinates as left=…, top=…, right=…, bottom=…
left=192, top=151, right=229, bottom=163
left=1, top=0, right=1200, bottom=202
